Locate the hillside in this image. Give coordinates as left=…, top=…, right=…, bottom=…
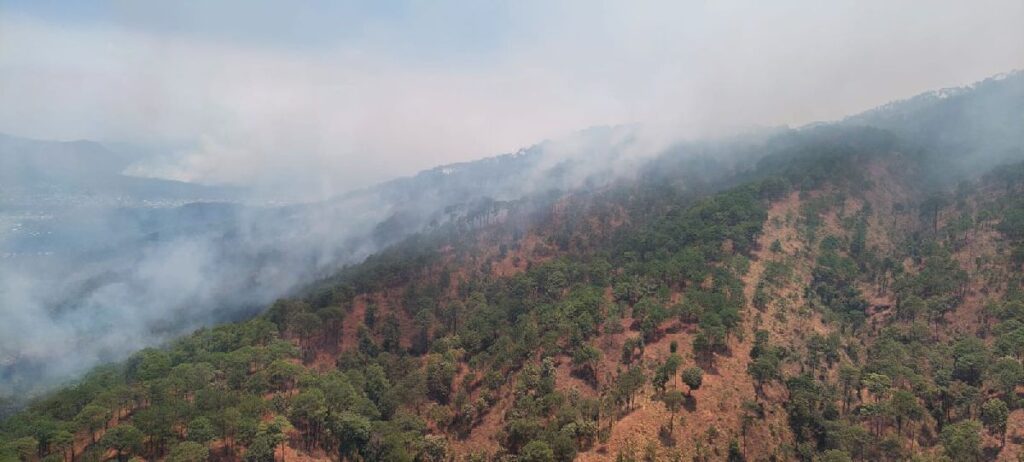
left=3, top=73, right=1024, bottom=462
left=0, top=125, right=683, bottom=399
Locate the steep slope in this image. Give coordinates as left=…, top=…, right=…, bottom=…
left=3, top=73, right=1024, bottom=462
left=0, top=125, right=754, bottom=400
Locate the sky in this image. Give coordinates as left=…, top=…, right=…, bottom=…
left=1, top=0, right=1022, bottom=198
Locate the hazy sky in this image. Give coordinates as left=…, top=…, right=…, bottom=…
left=1, top=0, right=1022, bottom=197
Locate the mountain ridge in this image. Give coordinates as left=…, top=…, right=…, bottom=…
left=3, top=71, right=1024, bottom=462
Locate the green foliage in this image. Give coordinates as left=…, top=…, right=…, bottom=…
left=784, top=373, right=838, bottom=454
left=128, top=349, right=172, bottom=382
left=519, top=440, right=555, bottom=462
left=951, top=338, right=988, bottom=386
left=981, top=398, right=1009, bottom=441
left=166, top=441, right=209, bottom=462
left=991, top=356, right=1024, bottom=405
left=2, top=437, right=37, bottom=461
left=331, top=412, right=371, bottom=460
left=811, top=241, right=867, bottom=326
left=613, top=367, right=646, bottom=410
left=817, top=449, right=852, bottom=462
left=186, top=417, right=215, bottom=444
left=243, top=433, right=276, bottom=462
left=748, top=332, right=784, bottom=396
left=74, top=404, right=110, bottom=441
left=571, top=344, right=602, bottom=387
left=425, top=354, right=457, bottom=404
left=100, top=424, right=143, bottom=462
left=727, top=439, right=745, bottom=462
left=681, top=367, right=703, bottom=396
left=652, top=354, right=682, bottom=394
left=940, top=420, right=982, bottom=462
left=662, top=390, right=685, bottom=414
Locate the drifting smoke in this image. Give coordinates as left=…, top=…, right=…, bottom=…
left=1, top=0, right=1022, bottom=400
left=2, top=1, right=1022, bottom=198
left=0, top=125, right=685, bottom=398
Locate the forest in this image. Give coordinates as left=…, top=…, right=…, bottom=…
left=3, top=74, right=1024, bottom=462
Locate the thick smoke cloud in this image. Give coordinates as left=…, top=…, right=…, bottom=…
left=1, top=1, right=1021, bottom=198
left=0, top=187, right=390, bottom=395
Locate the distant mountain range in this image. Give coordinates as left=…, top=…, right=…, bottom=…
left=0, top=134, right=240, bottom=209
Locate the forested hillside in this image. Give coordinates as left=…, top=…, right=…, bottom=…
left=2, top=73, right=1023, bottom=462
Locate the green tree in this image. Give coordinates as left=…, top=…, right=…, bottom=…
left=991, top=356, right=1024, bottom=404
left=682, top=367, right=703, bottom=397
left=727, top=439, right=745, bottom=462
left=614, top=367, right=646, bottom=410
left=243, top=434, right=276, bottom=462
left=4, top=437, right=38, bottom=462
left=356, top=325, right=380, bottom=358
left=889, top=390, right=922, bottom=436
left=952, top=338, right=989, bottom=386
left=236, top=416, right=262, bottom=448
left=100, top=424, right=143, bottom=462
left=519, top=440, right=555, bottom=462
left=653, top=356, right=682, bottom=395
left=265, top=359, right=304, bottom=392
left=747, top=354, right=780, bottom=398
left=318, top=306, right=346, bottom=345
left=289, top=389, right=327, bottom=449
left=187, top=417, right=216, bottom=445
left=291, top=311, right=322, bottom=356
left=216, top=407, right=242, bottom=449
left=571, top=344, right=602, bottom=388
left=380, top=314, right=402, bottom=353
left=861, top=373, right=891, bottom=402
left=920, top=194, right=949, bottom=235
left=417, top=434, right=448, bottom=462
left=74, top=404, right=110, bottom=444
left=621, top=337, right=643, bottom=365
left=981, top=398, right=1010, bottom=447
left=264, top=416, right=293, bottom=462
left=330, top=412, right=370, bottom=461
left=692, top=332, right=712, bottom=365
left=170, top=363, right=215, bottom=399
left=838, top=365, right=861, bottom=412
left=131, top=349, right=172, bottom=381
left=51, top=430, right=74, bottom=462
left=166, top=442, right=209, bottom=462
left=426, top=355, right=457, bottom=404
left=133, top=405, right=176, bottom=456
left=940, top=420, right=982, bottom=462
left=662, top=390, right=685, bottom=433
